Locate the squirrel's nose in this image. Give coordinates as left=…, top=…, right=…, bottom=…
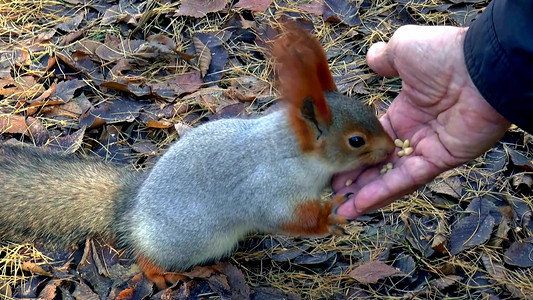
left=375, top=136, right=395, bottom=160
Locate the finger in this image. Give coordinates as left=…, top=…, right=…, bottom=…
left=367, top=42, right=399, bottom=78
left=331, top=168, right=365, bottom=191
left=336, top=156, right=441, bottom=218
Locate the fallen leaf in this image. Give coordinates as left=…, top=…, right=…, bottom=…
left=504, top=241, right=533, bottom=267
left=505, top=145, right=533, bottom=171
left=349, top=261, right=404, bottom=284
left=293, top=251, right=336, bottom=265
left=21, top=261, right=51, bottom=276
left=214, top=263, right=250, bottom=299
left=404, top=215, right=436, bottom=257
left=181, top=86, right=238, bottom=113
left=131, top=141, right=158, bottom=155
left=0, top=281, right=12, bottom=298
left=482, top=253, right=526, bottom=298
left=450, top=201, right=497, bottom=255
left=227, top=75, right=269, bottom=102
left=393, top=254, right=416, bottom=276
left=59, top=29, right=85, bottom=46
left=56, top=10, right=85, bottom=32
left=151, top=71, right=204, bottom=100
left=100, top=78, right=151, bottom=97
left=80, top=98, right=144, bottom=128
left=46, top=127, right=86, bottom=154
left=0, top=115, right=28, bottom=134
left=428, top=176, right=463, bottom=198
left=298, top=0, right=325, bottom=15
left=45, top=101, right=84, bottom=119
left=484, top=147, right=508, bottom=173
left=101, top=3, right=140, bottom=25
left=193, top=36, right=211, bottom=78
left=324, top=0, right=361, bottom=26
left=50, top=79, right=86, bottom=103
left=72, top=280, right=101, bottom=299
left=234, top=0, right=273, bottom=12
left=431, top=219, right=449, bottom=254
left=193, top=32, right=231, bottom=84
left=115, top=273, right=152, bottom=300
left=146, top=119, right=173, bottom=129
left=175, top=0, right=228, bottom=18
left=250, top=287, right=301, bottom=300
left=38, top=280, right=61, bottom=299
left=431, top=275, right=463, bottom=290
left=0, top=76, right=45, bottom=100
left=448, top=4, right=482, bottom=26
left=170, top=70, right=204, bottom=95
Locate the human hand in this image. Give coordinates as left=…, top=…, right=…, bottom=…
left=333, top=25, right=510, bottom=219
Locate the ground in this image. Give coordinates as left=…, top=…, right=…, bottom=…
left=0, top=0, right=532, bottom=299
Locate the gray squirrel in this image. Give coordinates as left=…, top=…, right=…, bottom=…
left=0, top=23, right=395, bottom=289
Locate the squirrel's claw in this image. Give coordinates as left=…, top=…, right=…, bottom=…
left=327, top=194, right=349, bottom=235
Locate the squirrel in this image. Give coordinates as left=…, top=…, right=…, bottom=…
left=0, top=23, right=395, bottom=290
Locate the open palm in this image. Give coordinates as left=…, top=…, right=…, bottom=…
left=333, top=25, right=510, bottom=218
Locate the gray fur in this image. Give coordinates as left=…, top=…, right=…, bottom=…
left=0, top=145, right=141, bottom=247
left=0, top=92, right=388, bottom=271
left=124, top=93, right=385, bottom=271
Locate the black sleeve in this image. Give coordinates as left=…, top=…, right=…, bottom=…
left=463, top=0, right=533, bottom=133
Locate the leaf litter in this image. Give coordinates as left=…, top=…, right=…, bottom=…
left=1, top=0, right=532, bottom=299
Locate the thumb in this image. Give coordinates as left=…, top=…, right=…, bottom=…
left=367, top=42, right=399, bottom=78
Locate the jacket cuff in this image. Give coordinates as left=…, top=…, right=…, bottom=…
left=463, top=0, right=533, bottom=133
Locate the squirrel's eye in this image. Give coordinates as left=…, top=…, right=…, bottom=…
left=348, top=136, right=365, bottom=148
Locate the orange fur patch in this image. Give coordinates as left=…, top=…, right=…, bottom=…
left=281, top=200, right=334, bottom=236
left=272, top=22, right=337, bottom=152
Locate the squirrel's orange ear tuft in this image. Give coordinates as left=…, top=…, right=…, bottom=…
left=272, top=21, right=337, bottom=151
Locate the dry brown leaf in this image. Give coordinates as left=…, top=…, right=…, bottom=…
left=170, top=70, right=204, bottom=95
left=0, top=76, right=44, bottom=100
left=50, top=79, right=86, bottom=103
left=56, top=11, right=85, bottom=32
left=431, top=218, right=449, bottom=253
left=181, top=87, right=238, bottom=113
left=504, top=241, right=533, bottom=267
left=146, top=119, right=173, bottom=129
left=431, top=275, right=462, bottom=290
left=47, top=126, right=86, bottom=154
left=349, top=261, right=404, bottom=284
left=428, top=176, right=463, bottom=198
left=31, top=82, right=57, bottom=103
left=193, top=37, right=211, bottom=78
left=0, top=115, right=28, bottom=134
left=21, top=261, right=51, bottom=276
left=100, top=78, right=151, bottom=97
left=39, top=280, right=61, bottom=299
left=490, top=217, right=510, bottom=247
left=146, top=34, right=176, bottom=51
left=227, top=76, right=269, bottom=102
left=234, top=0, right=273, bottom=12
left=182, top=265, right=218, bottom=279
left=481, top=253, right=526, bottom=298
left=298, top=0, right=326, bottom=15
left=45, top=101, right=83, bottom=119
left=131, top=142, right=158, bottom=155
left=175, top=0, right=228, bottom=18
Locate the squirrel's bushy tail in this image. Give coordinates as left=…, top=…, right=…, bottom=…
left=0, top=145, right=140, bottom=248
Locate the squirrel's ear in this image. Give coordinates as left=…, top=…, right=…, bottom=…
left=272, top=21, right=337, bottom=126
left=272, top=21, right=337, bottom=152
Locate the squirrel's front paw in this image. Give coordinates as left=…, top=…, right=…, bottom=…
left=326, top=194, right=349, bottom=236
left=281, top=195, right=349, bottom=237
